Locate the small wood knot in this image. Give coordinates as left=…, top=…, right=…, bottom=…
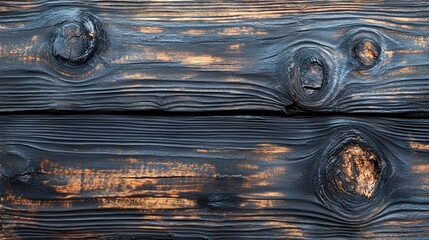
left=52, top=15, right=100, bottom=65
left=351, top=37, right=381, bottom=69
left=197, top=193, right=238, bottom=210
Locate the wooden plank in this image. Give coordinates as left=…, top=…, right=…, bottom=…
left=0, top=1, right=429, bottom=113
left=1, top=115, right=428, bottom=239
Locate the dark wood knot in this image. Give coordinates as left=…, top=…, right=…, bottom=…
left=286, top=47, right=336, bottom=108
left=197, top=193, right=238, bottom=210
left=0, top=150, right=35, bottom=184
left=52, top=14, right=101, bottom=65
left=300, top=57, right=326, bottom=95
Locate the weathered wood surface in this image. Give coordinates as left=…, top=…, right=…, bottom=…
left=2, top=1, right=429, bottom=239
left=1, top=115, right=429, bottom=239
left=0, top=1, right=429, bottom=113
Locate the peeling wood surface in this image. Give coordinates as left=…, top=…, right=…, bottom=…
left=0, top=1, right=429, bottom=113
left=1, top=115, right=429, bottom=239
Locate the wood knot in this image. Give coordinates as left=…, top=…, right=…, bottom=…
left=301, top=57, right=325, bottom=95
left=335, top=144, right=381, bottom=198
left=197, top=193, right=238, bottom=210
left=284, top=47, right=337, bottom=109
left=315, top=131, right=387, bottom=218
left=52, top=14, right=101, bottom=65
left=347, top=31, right=383, bottom=70
left=352, top=38, right=380, bottom=68
left=0, top=150, right=35, bottom=183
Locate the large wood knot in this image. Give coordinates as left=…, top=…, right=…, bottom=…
left=315, top=131, right=388, bottom=219
left=334, top=143, right=381, bottom=198
left=52, top=13, right=103, bottom=66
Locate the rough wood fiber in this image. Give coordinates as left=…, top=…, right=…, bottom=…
left=0, top=1, right=429, bottom=113
left=1, top=115, right=429, bottom=239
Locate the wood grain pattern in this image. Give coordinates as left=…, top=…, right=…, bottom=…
left=1, top=115, right=429, bottom=239
left=0, top=1, right=429, bottom=113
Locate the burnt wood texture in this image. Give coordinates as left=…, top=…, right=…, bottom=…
left=1, top=115, right=429, bottom=239
left=0, top=1, right=428, bottom=113
left=1, top=0, right=429, bottom=239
